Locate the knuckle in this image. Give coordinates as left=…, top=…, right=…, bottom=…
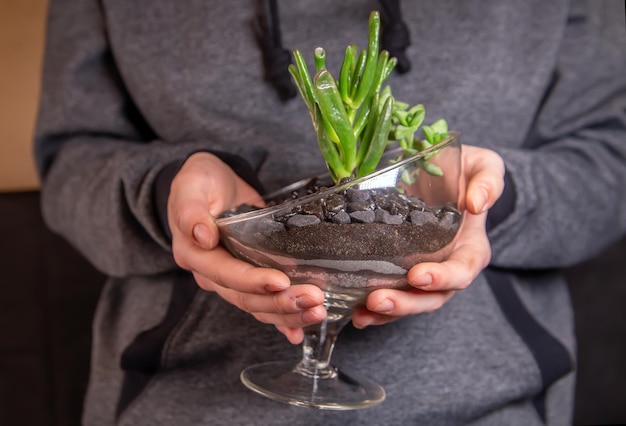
left=234, top=291, right=251, bottom=313
left=494, top=153, right=506, bottom=175
left=271, top=293, right=286, bottom=314
left=460, top=277, right=474, bottom=289
left=252, top=313, right=274, bottom=325
left=472, top=239, right=492, bottom=271
left=212, top=268, right=227, bottom=288
left=172, top=246, right=189, bottom=270
left=175, top=206, right=199, bottom=235
left=192, top=274, right=214, bottom=292
left=426, top=296, right=446, bottom=313
left=481, top=249, right=492, bottom=270
left=458, top=270, right=476, bottom=290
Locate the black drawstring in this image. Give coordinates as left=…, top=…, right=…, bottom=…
left=253, top=0, right=297, bottom=101
left=254, top=0, right=412, bottom=101
left=378, top=0, right=412, bottom=73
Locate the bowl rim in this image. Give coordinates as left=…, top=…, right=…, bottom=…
left=215, top=131, right=460, bottom=226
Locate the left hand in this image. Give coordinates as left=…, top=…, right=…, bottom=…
left=168, top=153, right=327, bottom=345
left=352, top=144, right=505, bottom=329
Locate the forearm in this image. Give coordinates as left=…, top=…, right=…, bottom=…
left=488, top=133, right=626, bottom=269
left=36, top=0, right=266, bottom=277
left=486, top=0, right=626, bottom=269
left=39, top=136, right=204, bottom=276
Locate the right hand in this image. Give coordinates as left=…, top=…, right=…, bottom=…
left=168, top=152, right=326, bottom=344
left=352, top=145, right=505, bottom=328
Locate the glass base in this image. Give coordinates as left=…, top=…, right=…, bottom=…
left=240, top=361, right=385, bottom=410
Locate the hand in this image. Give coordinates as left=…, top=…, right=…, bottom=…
left=168, top=152, right=326, bottom=344
left=352, top=145, right=505, bottom=328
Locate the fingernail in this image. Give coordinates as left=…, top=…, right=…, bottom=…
left=192, top=224, right=212, bottom=248
left=473, top=188, right=488, bottom=213
left=295, top=295, right=317, bottom=309
left=353, top=317, right=373, bottom=329
left=373, top=299, right=394, bottom=313
left=415, top=273, right=433, bottom=287
left=264, top=282, right=287, bottom=292
left=301, top=307, right=324, bottom=324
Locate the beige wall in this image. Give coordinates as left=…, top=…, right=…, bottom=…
left=0, top=0, right=48, bottom=192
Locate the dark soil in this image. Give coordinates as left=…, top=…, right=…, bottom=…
left=222, top=178, right=461, bottom=262
left=265, top=221, right=457, bottom=260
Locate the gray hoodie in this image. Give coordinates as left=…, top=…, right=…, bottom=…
left=35, top=0, right=626, bottom=425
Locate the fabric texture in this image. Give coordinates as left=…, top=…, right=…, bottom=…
left=34, top=0, right=626, bottom=424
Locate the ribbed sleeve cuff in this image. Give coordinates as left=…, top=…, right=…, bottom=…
left=486, top=169, right=516, bottom=232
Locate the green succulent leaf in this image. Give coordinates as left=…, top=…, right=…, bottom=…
left=339, top=45, right=357, bottom=105
left=314, top=69, right=357, bottom=173
left=358, top=95, right=394, bottom=177
left=289, top=10, right=450, bottom=184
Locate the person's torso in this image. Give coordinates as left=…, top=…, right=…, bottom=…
left=102, top=0, right=569, bottom=191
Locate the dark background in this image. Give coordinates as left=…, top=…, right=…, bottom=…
left=1, top=191, right=625, bottom=425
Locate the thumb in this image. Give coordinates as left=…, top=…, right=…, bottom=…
left=169, top=152, right=260, bottom=250
left=191, top=222, right=219, bottom=249
left=462, top=146, right=505, bottom=214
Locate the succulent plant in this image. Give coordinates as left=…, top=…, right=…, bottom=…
left=288, top=11, right=449, bottom=184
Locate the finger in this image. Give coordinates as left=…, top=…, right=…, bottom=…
left=174, top=152, right=258, bottom=216
left=172, top=203, right=219, bottom=250
left=169, top=153, right=261, bottom=249
left=208, top=281, right=325, bottom=315
left=463, top=146, right=505, bottom=214
left=169, top=170, right=219, bottom=250
left=408, top=213, right=490, bottom=291
left=275, top=326, right=305, bottom=345
left=351, top=306, right=400, bottom=329
left=183, top=245, right=291, bottom=293
left=254, top=305, right=327, bottom=329
left=353, top=289, right=455, bottom=327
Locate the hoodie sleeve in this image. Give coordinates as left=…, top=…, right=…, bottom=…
left=486, top=0, right=626, bottom=269
left=34, top=0, right=260, bottom=278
